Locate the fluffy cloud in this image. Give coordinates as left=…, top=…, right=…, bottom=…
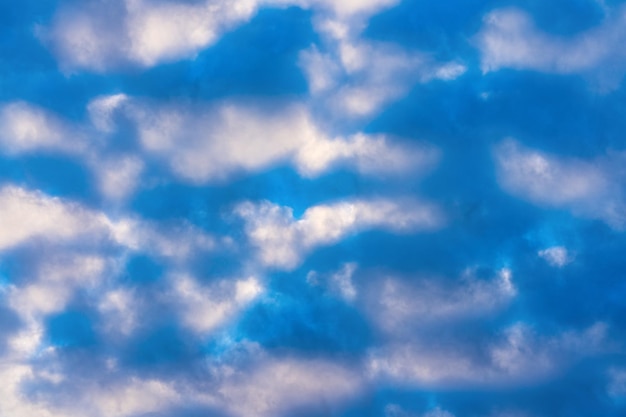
left=217, top=356, right=364, bottom=417
left=171, top=273, right=263, bottom=334
left=41, top=0, right=258, bottom=71
left=365, top=268, right=516, bottom=335
left=299, top=25, right=466, bottom=118
left=0, top=185, right=109, bottom=251
left=369, top=322, right=608, bottom=388
left=41, top=0, right=401, bottom=72
left=0, top=183, right=213, bottom=258
left=125, top=98, right=437, bottom=182
left=0, top=102, right=85, bottom=155
left=385, top=404, right=455, bottom=417
left=2, top=94, right=438, bottom=195
left=608, top=367, right=626, bottom=400
left=494, top=139, right=626, bottom=229
left=91, top=155, right=144, bottom=202
left=538, top=246, right=573, bottom=267
left=236, top=198, right=444, bottom=269
left=0, top=100, right=144, bottom=202
left=0, top=363, right=183, bottom=417
left=475, top=6, right=626, bottom=90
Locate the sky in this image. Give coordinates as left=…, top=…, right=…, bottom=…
left=1, top=0, right=626, bottom=416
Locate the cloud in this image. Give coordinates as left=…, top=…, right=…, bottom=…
left=92, top=155, right=144, bottom=202
left=41, top=0, right=258, bottom=72
left=41, top=0, right=401, bottom=72
left=0, top=99, right=145, bottom=203
left=608, top=367, right=626, bottom=400
left=385, top=404, right=455, bottom=417
left=298, top=0, right=399, bottom=18
left=365, top=268, right=516, bottom=335
left=171, top=273, right=263, bottom=334
left=307, top=262, right=358, bottom=301
left=0, top=102, right=85, bottom=155
left=0, top=365, right=183, bottom=417
left=0, top=185, right=109, bottom=251
left=236, top=198, right=444, bottom=269
left=494, top=139, right=626, bottom=229
left=369, top=322, right=608, bottom=388
left=217, top=356, right=364, bottom=417
left=87, top=93, right=129, bottom=133
left=475, top=6, right=626, bottom=90
left=0, top=183, right=214, bottom=259
left=538, top=246, right=573, bottom=267
left=125, top=98, right=436, bottom=182
left=299, top=27, right=466, bottom=118
left=9, top=255, right=110, bottom=319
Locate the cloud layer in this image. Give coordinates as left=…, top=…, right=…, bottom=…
left=2, top=0, right=626, bottom=416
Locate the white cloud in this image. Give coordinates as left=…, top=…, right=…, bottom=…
left=608, top=367, right=626, bottom=399
left=475, top=6, right=626, bottom=90
left=0, top=366, right=183, bottom=417
left=9, top=255, right=108, bottom=319
left=0, top=184, right=214, bottom=259
left=293, top=0, right=399, bottom=18
left=236, top=198, right=444, bottom=269
left=494, top=139, right=626, bottom=229
left=0, top=185, right=109, bottom=251
left=125, top=99, right=436, bottom=182
left=0, top=99, right=144, bottom=202
left=217, top=357, right=363, bottom=417
left=98, top=288, right=137, bottom=336
left=42, top=0, right=258, bottom=72
left=369, top=322, right=608, bottom=388
left=42, top=0, right=401, bottom=72
left=538, top=246, right=572, bottom=267
left=107, top=217, right=215, bottom=260
left=0, top=102, right=85, bottom=155
left=330, top=262, right=358, bottom=301
left=87, top=93, right=128, bottom=133
left=385, top=404, right=455, bottom=417
left=367, top=268, right=515, bottom=335
left=171, top=274, right=263, bottom=334
left=307, top=262, right=358, bottom=301
left=299, top=35, right=466, bottom=118
left=92, top=155, right=144, bottom=201
left=79, top=377, right=181, bottom=417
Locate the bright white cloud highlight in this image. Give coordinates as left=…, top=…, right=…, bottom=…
left=218, top=357, right=363, bottom=417
left=494, top=139, right=626, bottom=229
left=87, top=93, right=129, bottom=133
left=475, top=6, right=626, bottom=90
left=0, top=102, right=84, bottom=155
left=0, top=185, right=108, bottom=251
left=42, top=0, right=258, bottom=71
left=125, top=99, right=436, bottom=182
left=367, top=268, right=516, bottom=335
left=538, top=246, right=572, bottom=267
left=369, top=322, right=608, bottom=388
left=299, top=33, right=466, bottom=118
left=42, top=0, right=402, bottom=72
left=171, top=274, right=263, bottom=334
left=236, top=198, right=444, bottom=269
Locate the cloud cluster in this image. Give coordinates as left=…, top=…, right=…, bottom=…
left=236, top=198, right=444, bottom=269
left=3, top=1, right=626, bottom=416
left=369, top=321, right=608, bottom=388
left=41, top=0, right=402, bottom=72
left=299, top=20, right=466, bottom=118
left=494, top=139, right=626, bottom=229
left=475, top=6, right=626, bottom=90
left=125, top=98, right=437, bottom=182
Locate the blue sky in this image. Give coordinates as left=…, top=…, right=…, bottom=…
left=1, top=0, right=626, bottom=416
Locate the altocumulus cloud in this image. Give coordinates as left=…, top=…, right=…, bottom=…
left=1, top=0, right=626, bottom=416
